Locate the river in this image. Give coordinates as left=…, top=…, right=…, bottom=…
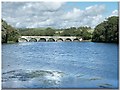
left=2, top=42, right=118, bottom=88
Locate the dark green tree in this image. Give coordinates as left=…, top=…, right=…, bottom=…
left=1, top=19, right=20, bottom=43
left=92, top=16, right=119, bottom=43
left=45, top=27, right=55, bottom=36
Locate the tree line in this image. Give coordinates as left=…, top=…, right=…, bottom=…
left=19, top=26, right=92, bottom=40
left=1, top=16, right=119, bottom=43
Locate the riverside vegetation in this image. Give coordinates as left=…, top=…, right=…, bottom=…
left=1, top=16, right=119, bottom=43
left=2, top=19, right=20, bottom=43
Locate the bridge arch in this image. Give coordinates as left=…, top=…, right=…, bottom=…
left=48, top=38, right=55, bottom=42
left=56, top=38, right=63, bottom=42
left=19, top=38, right=28, bottom=42
left=29, top=38, right=37, bottom=42
left=73, top=38, right=80, bottom=42
left=38, top=38, right=46, bottom=42
left=65, top=38, right=72, bottom=42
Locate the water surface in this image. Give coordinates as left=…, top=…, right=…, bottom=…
left=2, top=42, right=118, bottom=88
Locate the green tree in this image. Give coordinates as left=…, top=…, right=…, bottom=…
left=1, top=19, right=20, bottom=43
left=92, top=16, right=119, bottom=43
left=45, top=27, right=55, bottom=36
left=81, top=29, right=91, bottom=40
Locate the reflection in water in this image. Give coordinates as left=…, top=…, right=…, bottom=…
left=2, top=42, right=118, bottom=88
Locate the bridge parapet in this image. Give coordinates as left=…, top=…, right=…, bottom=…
left=19, top=36, right=83, bottom=42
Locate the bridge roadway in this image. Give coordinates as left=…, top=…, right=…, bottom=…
left=18, top=36, right=83, bottom=42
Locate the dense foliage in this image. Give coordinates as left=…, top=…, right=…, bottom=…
left=92, top=16, right=119, bottom=43
left=2, top=19, right=20, bottom=43
left=19, top=27, right=55, bottom=36
left=19, top=26, right=93, bottom=40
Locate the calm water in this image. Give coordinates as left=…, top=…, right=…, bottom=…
left=2, top=42, right=118, bottom=88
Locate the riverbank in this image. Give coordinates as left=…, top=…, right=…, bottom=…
left=81, top=40, right=92, bottom=42
left=2, top=41, right=18, bottom=44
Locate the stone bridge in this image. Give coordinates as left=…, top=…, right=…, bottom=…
left=18, top=36, right=83, bottom=42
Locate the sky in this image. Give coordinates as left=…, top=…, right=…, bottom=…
left=2, top=2, right=118, bottom=29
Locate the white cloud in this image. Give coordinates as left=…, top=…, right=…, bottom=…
left=42, top=2, right=64, bottom=11
left=90, top=15, right=104, bottom=27
left=2, top=2, right=108, bottom=28
left=27, top=18, right=55, bottom=28
left=62, top=8, right=83, bottom=21
left=111, top=10, right=118, bottom=16
left=61, top=5, right=105, bottom=28
left=107, top=9, right=118, bottom=18
left=21, top=2, right=64, bottom=12
left=85, top=5, right=105, bottom=16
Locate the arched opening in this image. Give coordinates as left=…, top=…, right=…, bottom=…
left=38, top=38, right=46, bottom=42
left=73, top=38, right=80, bottom=42
left=48, top=38, right=55, bottom=42
left=65, top=38, right=72, bottom=42
left=29, top=38, right=37, bottom=42
left=56, top=38, right=63, bottom=42
left=19, top=38, right=28, bottom=42
left=79, top=38, right=83, bottom=41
